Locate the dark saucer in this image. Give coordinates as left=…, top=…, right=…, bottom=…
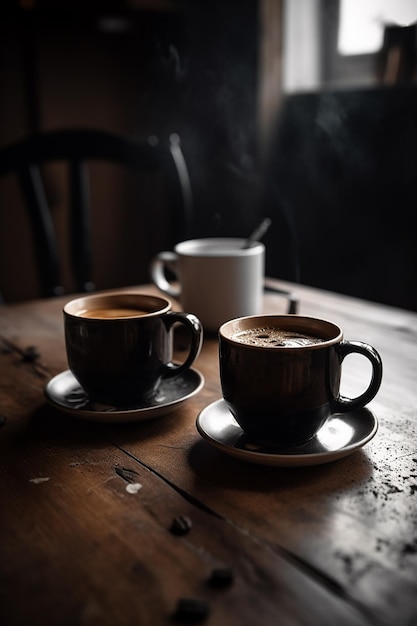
left=45, top=368, right=204, bottom=422
left=196, top=399, right=378, bottom=467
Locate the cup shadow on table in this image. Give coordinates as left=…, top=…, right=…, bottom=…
left=187, top=439, right=374, bottom=495
left=27, top=402, right=373, bottom=497
left=27, top=401, right=185, bottom=449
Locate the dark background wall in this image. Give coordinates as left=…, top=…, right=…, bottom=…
left=0, top=0, right=261, bottom=302
left=0, top=0, right=416, bottom=311
left=261, top=85, right=417, bottom=312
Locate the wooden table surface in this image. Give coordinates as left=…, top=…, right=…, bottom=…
left=1, top=280, right=416, bottom=626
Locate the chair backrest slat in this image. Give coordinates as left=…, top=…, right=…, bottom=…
left=169, top=134, right=193, bottom=239
left=0, top=129, right=193, bottom=301
left=69, top=158, right=93, bottom=293
left=18, top=164, right=64, bottom=297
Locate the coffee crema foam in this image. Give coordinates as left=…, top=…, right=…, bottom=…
left=76, top=307, right=149, bottom=319
left=231, top=327, right=324, bottom=348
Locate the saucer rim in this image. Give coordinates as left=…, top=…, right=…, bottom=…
left=196, top=399, right=378, bottom=467
left=45, top=368, right=204, bottom=423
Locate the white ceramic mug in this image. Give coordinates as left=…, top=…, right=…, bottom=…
left=150, top=238, right=265, bottom=333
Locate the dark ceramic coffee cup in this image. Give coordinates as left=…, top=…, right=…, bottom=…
left=64, top=292, right=202, bottom=407
left=219, top=314, right=383, bottom=446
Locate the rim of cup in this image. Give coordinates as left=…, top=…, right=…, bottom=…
left=63, top=291, right=172, bottom=319
left=219, top=314, right=343, bottom=349
left=175, top=238, right=265, bottom=257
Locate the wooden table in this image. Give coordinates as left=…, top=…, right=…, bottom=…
left=1, top=280, right=417, bottom=626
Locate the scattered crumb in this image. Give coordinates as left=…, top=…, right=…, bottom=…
left=126, top=482, right=142, bottom=494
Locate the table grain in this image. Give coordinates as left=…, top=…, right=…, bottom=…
left=1, top=281, right=416, bottom=626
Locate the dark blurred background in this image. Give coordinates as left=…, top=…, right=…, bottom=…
left=1, top=0, right=416, bottom=310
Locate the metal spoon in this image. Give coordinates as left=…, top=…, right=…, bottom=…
left=242, top=217, right=272, bottom=249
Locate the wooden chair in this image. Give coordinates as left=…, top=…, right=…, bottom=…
left=0, top=129, right=193, bottom=301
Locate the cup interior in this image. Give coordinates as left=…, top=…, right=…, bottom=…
left=220, top=315, right=342, bottom=347
left=64, top=292, right=171, bottom=319
left=175, top=238, right=264, bottom=257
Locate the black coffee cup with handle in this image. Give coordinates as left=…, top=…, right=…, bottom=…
left=219, top=314, right=383, bottom=446
left=64, top=292, right=202, bottom=408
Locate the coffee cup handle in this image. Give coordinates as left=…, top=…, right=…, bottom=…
left=150, top=251, right=181, bottom=298
left=162, top=311, right=203, bottom=376
left=331, top=341, right=383, bottom=413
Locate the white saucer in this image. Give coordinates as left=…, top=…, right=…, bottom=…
left=196, top=399, right=378, bottom=467
left=45, top=368, right=204, bottom=423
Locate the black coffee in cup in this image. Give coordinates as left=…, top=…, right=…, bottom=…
left=76, top=307, right=149, bottom=319
left=231, top=327, right=324, bottom=348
